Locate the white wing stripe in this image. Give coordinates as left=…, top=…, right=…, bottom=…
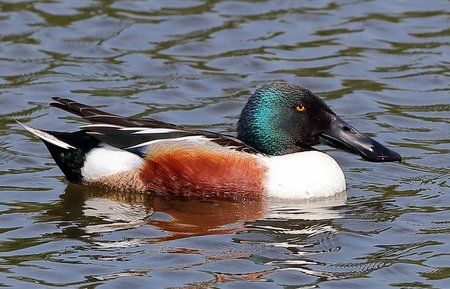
left=126, top=135, right=205, bottom=149
left=81, top=124, right=123, bottom=129
left=127, top=128, right=181, bottom=134
left=82, top=124, right=183, bottom=134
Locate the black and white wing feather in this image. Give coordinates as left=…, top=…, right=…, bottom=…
left=51, top=97, right=260, bottom=155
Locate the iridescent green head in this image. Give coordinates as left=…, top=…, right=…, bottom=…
left=237, top=81, right=333, bottom=155
left=237, top=81, right=401, bottom=162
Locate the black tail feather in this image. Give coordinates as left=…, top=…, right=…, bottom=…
left=42, top=131, right=99, bottom=183
left=20, top=121, right=101, bottom=183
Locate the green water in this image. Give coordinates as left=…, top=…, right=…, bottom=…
left=1, top=0, right=449, bottom=288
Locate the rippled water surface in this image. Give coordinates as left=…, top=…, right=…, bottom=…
left=1, top=0, right=449, bottom=288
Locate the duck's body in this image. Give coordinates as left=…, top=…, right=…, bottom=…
left=61, top=135, right=345, bottom=199
left=21, top=106, right=345, bottom=199
left=21, top=82, right=400, bottom=199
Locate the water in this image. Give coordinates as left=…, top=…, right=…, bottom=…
left=1, top=0, right=449, bottom=288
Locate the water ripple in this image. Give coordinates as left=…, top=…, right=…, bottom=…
left=0, top=0, right=449, bottom=288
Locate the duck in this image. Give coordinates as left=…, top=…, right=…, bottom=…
left=20, top=81, right=401, bottom=199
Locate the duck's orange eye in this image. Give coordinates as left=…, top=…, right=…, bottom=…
left=296, top=104, right=305, bottom=112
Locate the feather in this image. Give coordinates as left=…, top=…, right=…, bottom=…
left=50, top=97, right=261, bottom=155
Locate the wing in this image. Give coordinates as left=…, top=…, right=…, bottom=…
left=51, top=97, right=261, bottom=155
left=51, top=97, right=179, bottom=129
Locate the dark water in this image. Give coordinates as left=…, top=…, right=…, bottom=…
left=1, top=0, right=449, bottom=288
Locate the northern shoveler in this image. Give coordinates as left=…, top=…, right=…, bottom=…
left=20, top=81, right=401, bottom=199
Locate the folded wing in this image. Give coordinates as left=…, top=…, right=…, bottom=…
left=50, top=97, right=261, bottom=155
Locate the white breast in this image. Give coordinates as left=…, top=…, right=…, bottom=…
left=259, top=151, right=346, bottom=199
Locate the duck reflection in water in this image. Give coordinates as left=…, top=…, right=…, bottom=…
left=40, top=184, right=348, bottom=286
left=56, top=184, right=346, bottom=244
